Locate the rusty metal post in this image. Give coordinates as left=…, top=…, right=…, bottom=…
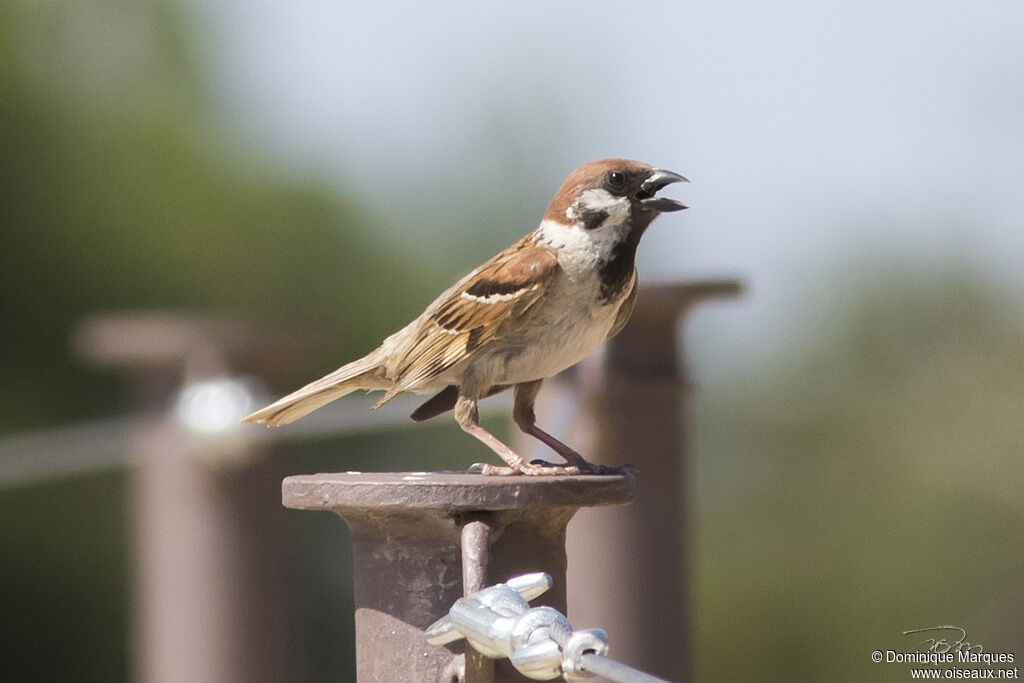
left=564, top=281, right=741, bottom=683
left=282, top=471, right=634, bottom=682
left=75, top=314, right=303, bottom=683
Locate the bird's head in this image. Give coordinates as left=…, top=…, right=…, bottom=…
left=540, top=159, right=688, bottom=253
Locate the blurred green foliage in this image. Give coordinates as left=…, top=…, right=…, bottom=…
left=0, top=3, right=438, bottom=681
left=0, top=0, right=427, bottom=432
left=0, top=470, right=129, bottom=682
left=694, top=267, right=1024, bottom=681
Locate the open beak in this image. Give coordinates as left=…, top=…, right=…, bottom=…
left=637, top=169, right=689, bottom=212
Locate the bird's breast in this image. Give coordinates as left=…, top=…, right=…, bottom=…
left=466, top=273, right=625, bottom=384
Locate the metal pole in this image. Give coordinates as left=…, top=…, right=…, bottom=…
left=282, top=471, right=635, bottom=682
left=75, top=313, right=303, bottom=683
left=462, top=515, right=495, bottom=683
left=564, top=281, right=742, bottom=683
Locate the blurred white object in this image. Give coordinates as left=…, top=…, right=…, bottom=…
left=175, top=377, right=256, bottom=435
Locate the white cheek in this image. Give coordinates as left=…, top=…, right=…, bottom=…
left=578, top=188, right=631, bottom=225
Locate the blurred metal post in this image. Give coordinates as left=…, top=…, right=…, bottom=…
left=282, top=471, right=634, bottom=682
left=563, top=280, right=741, bottom=683
left=75, top=314, right=301, bottom=683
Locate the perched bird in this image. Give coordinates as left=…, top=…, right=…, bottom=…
left=242, top=159, right=687, bottom=475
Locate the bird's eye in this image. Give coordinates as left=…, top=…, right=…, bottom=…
left=606, top=171, right=626, bottom=192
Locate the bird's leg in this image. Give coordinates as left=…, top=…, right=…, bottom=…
left=513, top=380, right=629, bottom=475
left=454, top=391, right=577, bottom=476
left=513, top=380, right=589, bottom=468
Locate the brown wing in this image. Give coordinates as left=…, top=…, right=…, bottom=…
left=375, top=237, right=559, bottom=404
left=606, top=270, right=638, bottom=339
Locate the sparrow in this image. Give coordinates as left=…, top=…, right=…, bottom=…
left=242, top=159, right=687, bottom=475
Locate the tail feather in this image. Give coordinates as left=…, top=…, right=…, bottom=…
left=241, top=356, right=383, bottom=427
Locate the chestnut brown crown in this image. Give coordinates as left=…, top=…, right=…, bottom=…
left=543, top=158, right=688, bottom=224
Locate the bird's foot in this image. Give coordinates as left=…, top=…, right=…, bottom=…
left=469, top=461, right=580, bottom=476
left=535, top=455, right=637, bottom=476
left=544, top=447, right=636, bottom=476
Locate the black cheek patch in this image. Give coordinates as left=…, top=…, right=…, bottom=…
left=579, top=208, right=608, bottom=231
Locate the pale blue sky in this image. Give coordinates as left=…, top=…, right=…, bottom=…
left=194, top=0, right=1024, bottom=379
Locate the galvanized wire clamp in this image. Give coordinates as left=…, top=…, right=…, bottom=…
left=425, top=572, right=671, bottom=682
